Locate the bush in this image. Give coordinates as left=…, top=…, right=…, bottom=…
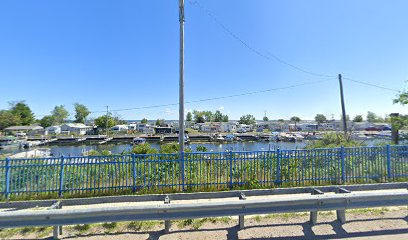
left=132, top=143, right=158, bottom=154
left=306, top=133, right=363, bottom=149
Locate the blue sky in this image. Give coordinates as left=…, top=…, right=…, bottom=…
left=0, top=0, right=407, bottom=121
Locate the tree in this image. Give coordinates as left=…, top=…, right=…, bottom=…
left=51, top=105, right=69, bottom=124
left=203, top=111, right=213, bottom=122
left=214, top=110, right=223, bottom=122
left=353, top=115, right=363, bottom=122
left=314, top=114, right=326, bottom=124
left=155, top=119, right=164, bottom=126
left=278, top=119, right=285, bottom=122
left=366, top=111, right=383, bottom=123
left=394, top=91, right=408, bottom=105
left=186, top=112, right=192, bottom=122
left=9, top=101, right=34, bottom=125
left=193, top=110, right=206, bottom=123
left=239, top=114, right=256, bottom=125
left=39, top=115, right=55, bottom=128
left=222, top=115, right=229, bottom=122
left=263, top=116, right=269, bottom=121
left=290, top=116, right=301, bottom=129
left=94, top=115, right=116, bottom=129
left=141, top=118, right=148, bottom=124
left=132, top=143, right=158, bottom=154
left=73, top=103, right=90, bottom=124
left=0, top=110, right=21, bottom=130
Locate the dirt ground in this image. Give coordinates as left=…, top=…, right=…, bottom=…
left=2, top=207, right=407, bottom=240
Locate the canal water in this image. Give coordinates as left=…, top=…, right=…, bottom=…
left=0, top=139, right=393, bottom=158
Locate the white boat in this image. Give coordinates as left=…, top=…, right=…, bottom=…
left=9, top=148, right=52, bottom=159
left=214, top=134, right=225, bottom=143
left=0, top=136, right=23, bottom=150
left=133, top=137, right=146, bottom=145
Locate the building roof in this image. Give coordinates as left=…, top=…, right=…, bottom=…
left=62, top=123, right=91, bottom=129
left=4, top=125, right=43, bottom=131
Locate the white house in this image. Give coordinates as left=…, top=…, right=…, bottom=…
left=143, top=125, right=155, bottom=135
left=60, top=123, right=92, bottom=135
left=45, top=126, right=61, bottom=135
left=220, top=123, right=237, bottom=132
left=111, top=125, right=129, bottom=132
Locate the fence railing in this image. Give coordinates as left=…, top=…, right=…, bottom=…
left=0, top=145, right=407, bottom=199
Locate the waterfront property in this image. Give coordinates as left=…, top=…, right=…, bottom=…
left=60, top=123, right=93, bottom=135
left=0, top=145, right=406, bottom=199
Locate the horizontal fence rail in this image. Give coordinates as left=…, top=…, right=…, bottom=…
left=0, top=190, right=407, bottom=228
left=0, top=145, right=407, bottom=199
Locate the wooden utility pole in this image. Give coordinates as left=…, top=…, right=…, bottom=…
left=338, top=74, right=347, bottom=137
left=105, top=106, right=109, bottom=137
left=179, top=0, right=185, bottom=154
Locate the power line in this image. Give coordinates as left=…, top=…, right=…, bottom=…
left=188, top=0, right=335, bottom=78
left=342, top=77, right=400, bottom=92
left=94, top=78, right=335, bottom=113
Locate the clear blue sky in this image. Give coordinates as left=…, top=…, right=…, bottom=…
left=0, top=0, right=407, bottom=121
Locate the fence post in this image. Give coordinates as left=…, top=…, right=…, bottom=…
left=181, top=152, right=185, bottom=191
left=58, top=155, right=65, bottom=198
left=386, top=145, right=392, bottom=181
left=229, top=151, right=233, bottom=189
left=340, top=146, right=346, bottom=184
left=132, top=153, right=137, bottom=192
left=4, top=157, right=11, bottom=200
left=275, top=148, right=281, bottom=186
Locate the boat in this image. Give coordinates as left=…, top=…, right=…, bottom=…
left=0, top=136, right=24, bottom=150
left=184, top=135, right=190, bottom=144
left=9, top=148, right=52, bottom=159
left=133, top=137, right=146, bottom=145
left=225, top=134, right=235, bottom=142
left=214, top=134, right=225, bottom=143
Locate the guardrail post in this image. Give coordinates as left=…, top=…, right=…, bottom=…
left=310, top=189, right=324, bottom=225
left=340, top=146, right=346, bottom=184
left=164, top=195, right=171, bottom=233
left=4, top=157, right=11, bottom=200
left=386, top=145, right=392, bottom=181
left=336, top=187, right=350, bottom=224
left=52, top=202, right=62, bottom=240
left=229, top=151, right=233, bottom=189
left=132, top=154, right=137, bottom=192
left=275, top=149, right=281, bottom=186
left=58, top=156, right=65, bottom=198
left=238, top=192, right=246, bottom=229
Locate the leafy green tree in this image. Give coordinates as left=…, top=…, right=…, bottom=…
left=306, top=133, right=363, bottom=149
left=0, top=110, right=21, bottom=130
left=203, top=111, right=213, bottom=122
left=51, top=105, right=69, bottom=124
left=263, top=116, right=269, bottom=121
left=155, top=119, right=164, bottom=126
left=394, top=91, right=408, bottom=105
left=222, top=115, right=229, bottom=122
left=239, top=114, right=256, bottom=125
left=290, top=116, right=301, bottom=128
left=353, top=115, right=363, bottom=122
left=366, top=111, right=383, bottom=123
left=193, top=110, right=206, bottom=123
left=9, top=101, right=34, bottom=125
left=73, top=103, right=90, bottom=123
left=186, top=112, right=192, bottom=122
left=314, top=114, right=326, bottom=124
left=196, top=145, right=208, bottom=152
left=141, top=118, right=148, bottom=124
left=132, top=143, right=158, bottom=154
left=214, top=110, right=223, bottom=122
left=39, top=115, right=55, bottom=128
left=94, top=115, right=116, bottom=129
left=278, top=119, right=285, bottom=122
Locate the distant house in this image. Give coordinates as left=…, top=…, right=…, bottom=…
left=60, top=123, right=92, bottom=135
left=143, top=125, right=155, bottom=135
left=220, top=123, right=237, bottom=132
left=4, top=125, right=44, bottom=136
left=200, top=123, right=221, bottom=133
left=111, top=125, right=129, bottom=132
left=155, top=127, right=173, bottom=135
left=45, top=126, right=61, bottom=135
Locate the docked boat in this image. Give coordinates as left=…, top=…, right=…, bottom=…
left=214, top=134, right=225, bottom=143
left=225, top=134, right=235, bottom=142
left=9, top=148, right=52, bottom=159
left=0, top=136, right=23, bottom=150
left=133, top=137, right=146, bottom=145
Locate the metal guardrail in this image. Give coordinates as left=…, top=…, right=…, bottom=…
left=0, top=183, right=407, bottom=239
left=1, top=145, right=407, bottom=199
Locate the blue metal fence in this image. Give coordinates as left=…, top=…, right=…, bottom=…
left=0, top=145, right=407, bottom=199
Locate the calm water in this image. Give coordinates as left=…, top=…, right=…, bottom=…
left=0, top=139, right=393, bottom=157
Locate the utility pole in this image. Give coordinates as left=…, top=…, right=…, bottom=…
left=179, top=0, right=185, bottom=155
left=338, top=74, right=347, bottom=137
left=105, top=106, right=109, bottom=137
